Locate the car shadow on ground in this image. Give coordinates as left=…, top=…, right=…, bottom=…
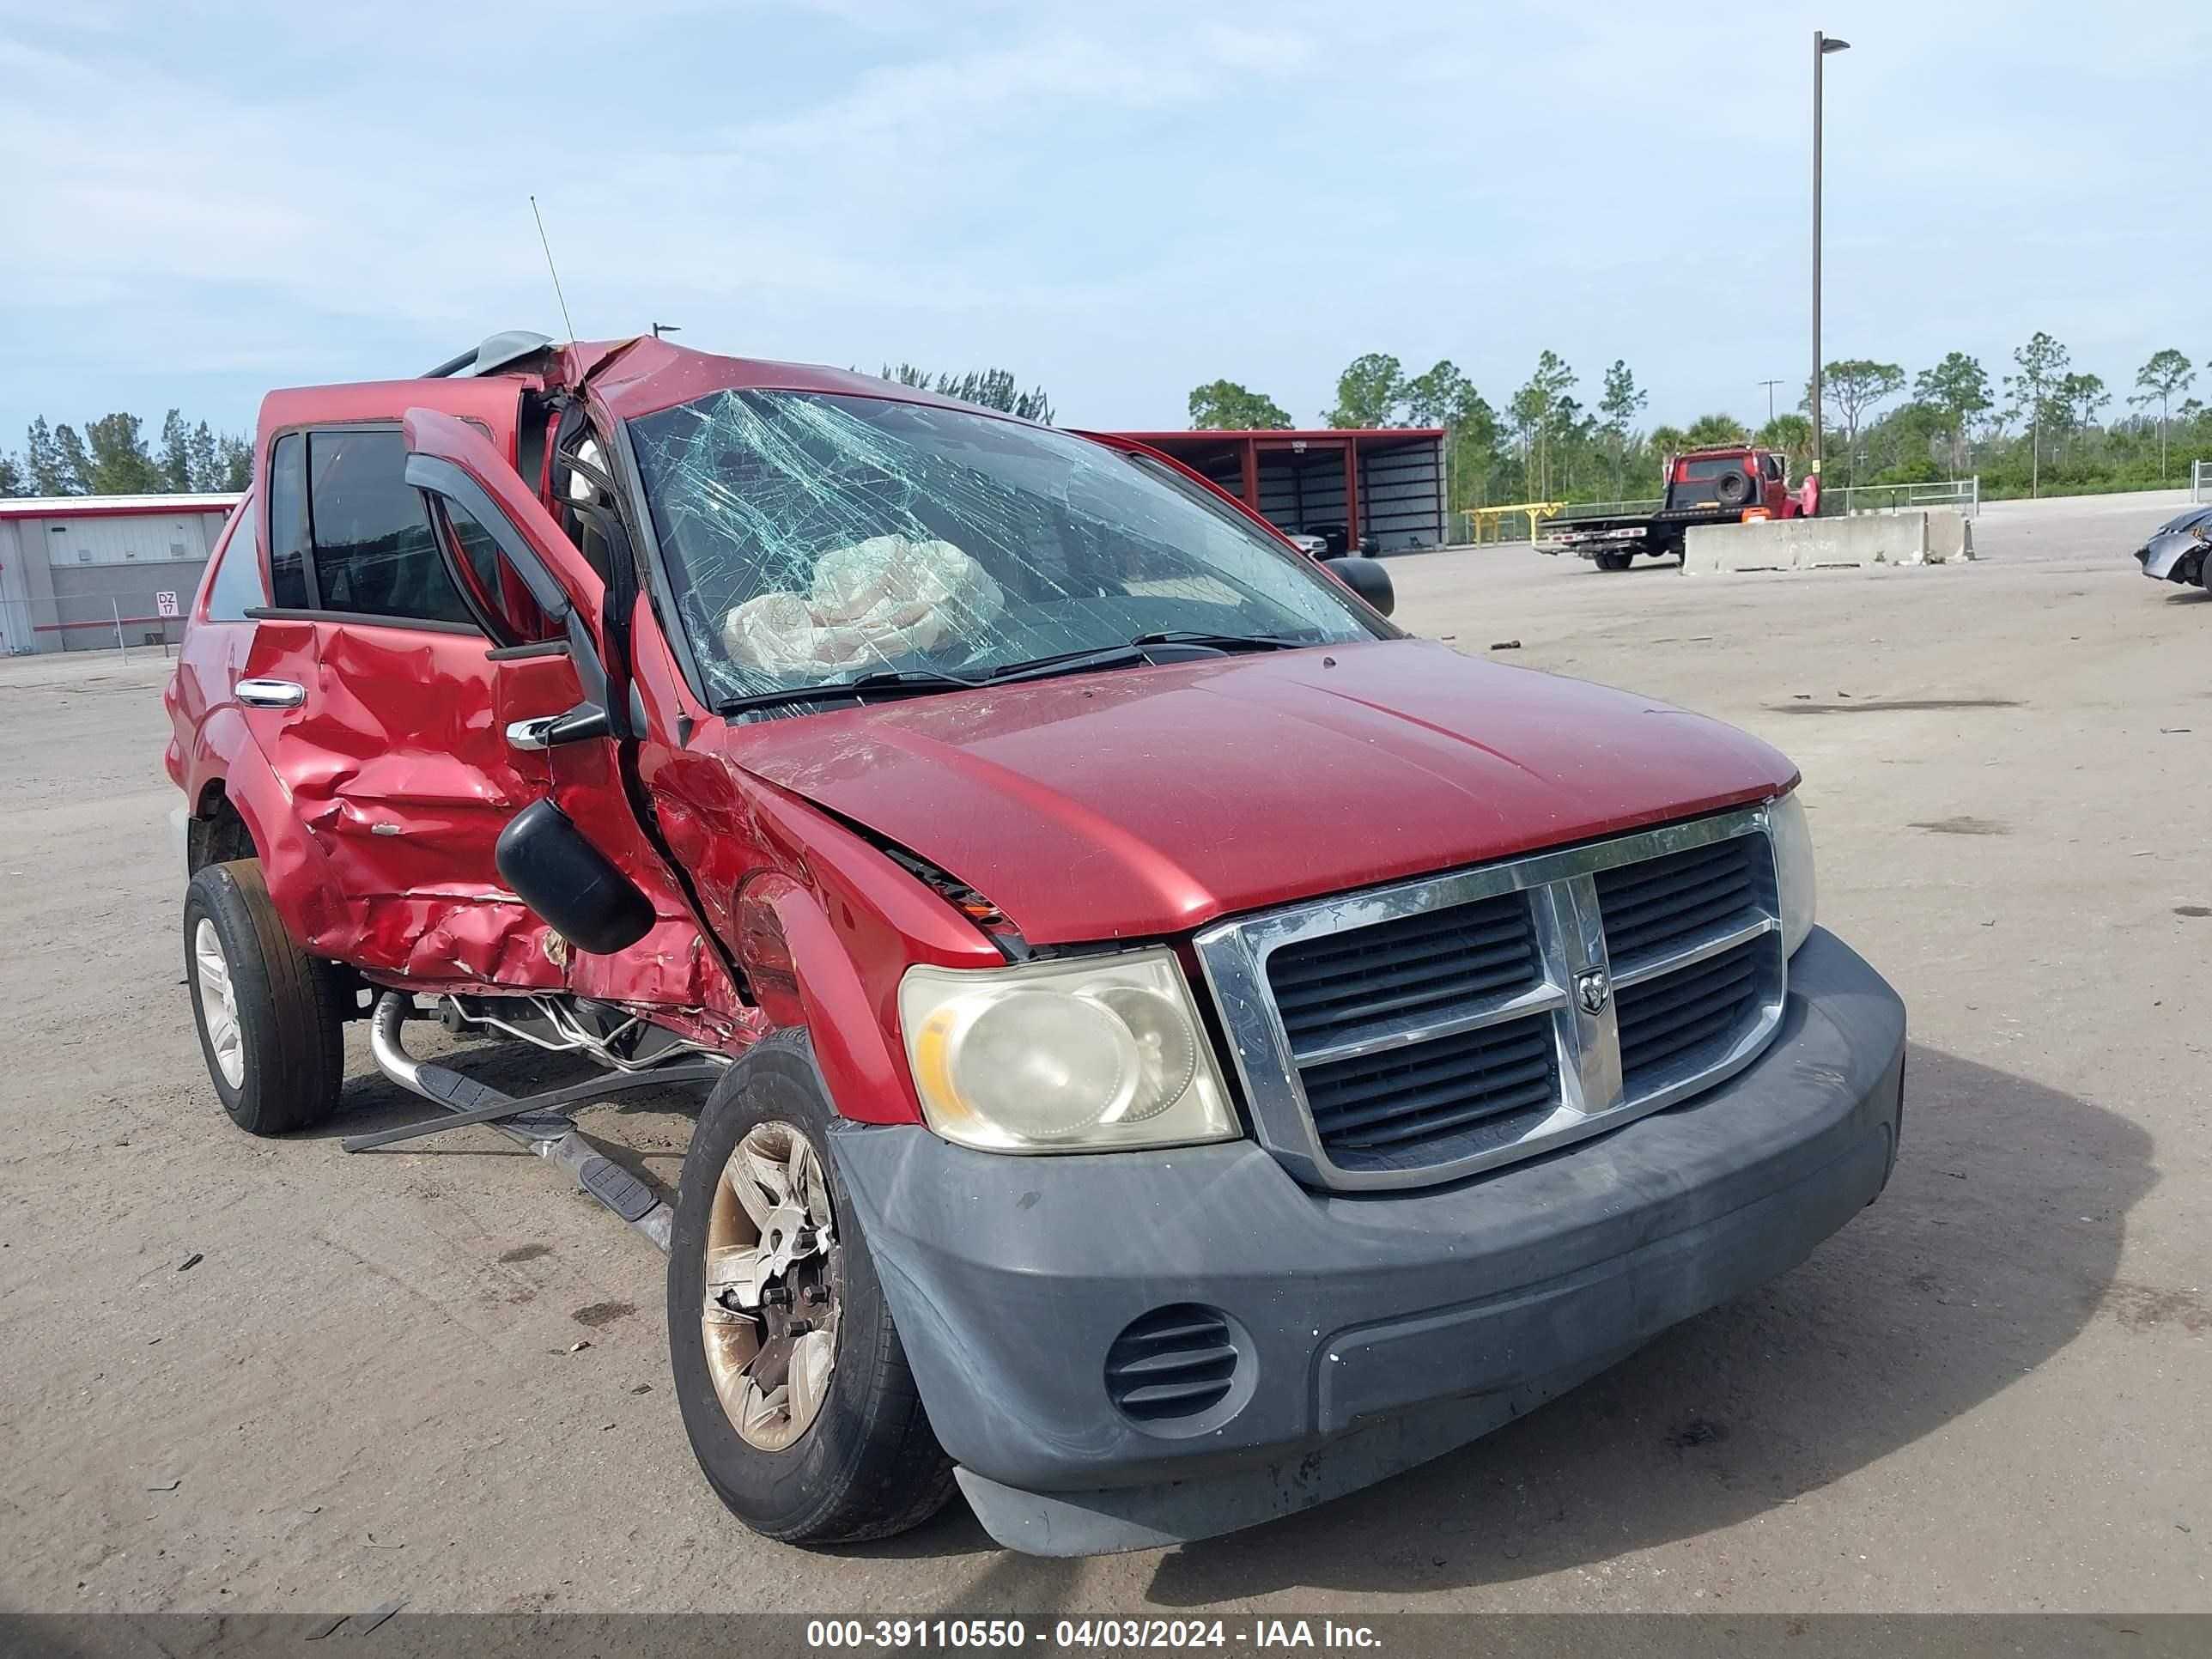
left=881, top=1042, right=2153, bottom=1597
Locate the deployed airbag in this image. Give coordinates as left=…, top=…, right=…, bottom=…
left=722, top=534, right=1006, bottom=675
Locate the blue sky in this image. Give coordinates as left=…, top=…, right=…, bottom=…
left=3, top=0, right=2208, bottom=452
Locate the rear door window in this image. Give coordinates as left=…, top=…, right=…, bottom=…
left=204, top=495, right=266, bottom=621
left=305, top=429, right=473, bottom=625
left=268, top=434, right=311, bottom=607
left=262, top=426, right=475, bottom=625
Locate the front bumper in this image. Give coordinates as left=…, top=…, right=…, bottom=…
left=2139, top=533, right=2205, bottom=584
left=829, top=927, right=1905, bottom=1555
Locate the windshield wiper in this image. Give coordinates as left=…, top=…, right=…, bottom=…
left=980, top=631, right=1305, bottom=684
left=721, top=632, right=1311, bottom=714
left=1128, top=629, right=1304, bottom=653
left=717, top=667, right=982, bottom=715
left=984, top=643, right=1145, bottom=680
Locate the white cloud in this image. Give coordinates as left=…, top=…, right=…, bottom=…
left=2, top=0, right=2208, bottom=441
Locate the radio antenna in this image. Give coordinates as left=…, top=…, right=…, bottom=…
left=529, top=195, right=578, bottom=343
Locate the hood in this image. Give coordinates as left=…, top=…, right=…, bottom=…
left=730, top=639, right=1797, bottom=945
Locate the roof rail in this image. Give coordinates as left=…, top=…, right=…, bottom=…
left=422, top=330, right=556, bottom=380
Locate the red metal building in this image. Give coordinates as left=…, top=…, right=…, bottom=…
left=1109, top=428, right=1449, bottom=553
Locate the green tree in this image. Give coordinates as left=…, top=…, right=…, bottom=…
left=0, top=453, right=24, bottom=497
left=1508, top=350, right=1576, bottom=497
left=52, top=424, right=94, bottom=496
left=159, top=409, right=193, bottom=492
left=1913, top=351, right=1993, bottom=477
left=25, top=416, right=79, bottom=495
left=939, top=368, right=1052, bottom=422
left=1401, top=361, right=1468, bottom=428
left=1756, top=413, right=1814, bottom=477
left=2130, top=349, right=2195, bottom=480
left=1857, top=401, right=1948, bottom=483
left=1400, top=361, right=1502, bottom=512
left=2004, top=331, right=2069, bottom=497
left=878, top=364, right=1053, bottom=422
left=1810, top=360, right=1906, bottom=483
left=216, top=434, right=253, bottom=492
left=2051, top=372, right=2108, bottom=463
left=84, top=412, right=163, bottom=494
left=1187, top=380, right=1292, bottom=429
left=186, top=421, right=221, bottom=492
left=1326, top=353, right=1407, bottom=428
left=1598, top=360, right=1647, bottom=495
left=1683, top=411, right=1750, bottom=447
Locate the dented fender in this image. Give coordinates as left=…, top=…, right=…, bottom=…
left=644, top=720, right=1004, bottom=1120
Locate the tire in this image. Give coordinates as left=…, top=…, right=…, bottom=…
left=1594, top=550, right=1632, bottom=572
left=182, top=860, right=346, bottom=1135
left=668, top=1031, right=955, bottom=1544
left=1716, top=471, right=1751, bottom=507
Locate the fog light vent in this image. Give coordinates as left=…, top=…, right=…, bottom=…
left=1104, top=1304, right=1239, bottom=1424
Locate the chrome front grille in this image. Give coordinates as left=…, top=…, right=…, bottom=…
left=1194, top=806, right=1788, bottom=1192
left=1615, top=934, right=1766, bottom=1091
left=1300, top=1010, right=1559, bottom=1172
left=1594, top=836, right=1765, bottom=964
left=1267, top=890, right=1539, bottom=1058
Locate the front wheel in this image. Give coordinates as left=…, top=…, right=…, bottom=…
left=183, top=860, right=345, bottom=1135
left=668, top=1031, right=954, bottom=1544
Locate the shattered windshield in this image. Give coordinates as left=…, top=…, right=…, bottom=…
left=628, top=390, right=1380, bottom=708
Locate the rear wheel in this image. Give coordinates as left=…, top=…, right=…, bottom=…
left=183, top=860, right=345, bottom=1135
left=1594, top=550, right=1632, bottom=572
left=668, top=1032, right=954, bottom=1543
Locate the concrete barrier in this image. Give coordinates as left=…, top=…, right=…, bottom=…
left=1682, top=509, right=1975, bottom=574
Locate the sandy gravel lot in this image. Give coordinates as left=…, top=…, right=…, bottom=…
left=1, top=490, right=2204, bottom=1617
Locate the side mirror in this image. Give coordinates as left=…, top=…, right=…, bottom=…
left=494, top=799, right=654, bottom=953
left=1330, top=556, right=1395, bottom=617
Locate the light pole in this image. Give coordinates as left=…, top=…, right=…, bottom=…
left=1812, top=28, right=1850, bottom=478
left=1759, top=378, right=1785, bottom=425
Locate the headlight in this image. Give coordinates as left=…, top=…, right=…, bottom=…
left=1770, top=791, right=1817, bottom=957
left=898, top=950, right=1239, bottom=1152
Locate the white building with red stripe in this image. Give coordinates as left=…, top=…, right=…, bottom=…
left=0, top=494, right=242, bottom=653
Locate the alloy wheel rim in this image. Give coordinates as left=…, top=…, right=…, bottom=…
left=702, top=1121, right=842, bottom=1451
left=193, top=919, right=245, bottom=1089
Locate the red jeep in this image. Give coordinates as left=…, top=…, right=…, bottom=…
left=163, top=334, right=1904, bottom=1555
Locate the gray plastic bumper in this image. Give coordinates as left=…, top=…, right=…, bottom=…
left=828, top=926, right=1905, bottom=1555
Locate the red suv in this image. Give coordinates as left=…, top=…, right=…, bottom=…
left=163, top=333, right=1905, bottom=1555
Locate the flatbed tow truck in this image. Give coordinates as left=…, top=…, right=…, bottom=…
left=1540, top=444, right=1820, bottom=569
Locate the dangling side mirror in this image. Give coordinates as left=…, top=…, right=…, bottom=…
left=1330, top=556, right=1395, bottom=617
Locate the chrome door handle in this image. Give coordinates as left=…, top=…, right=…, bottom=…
left=505, top=716, right=557, bottom=751
left=235, top=678, right=307, bottom=709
